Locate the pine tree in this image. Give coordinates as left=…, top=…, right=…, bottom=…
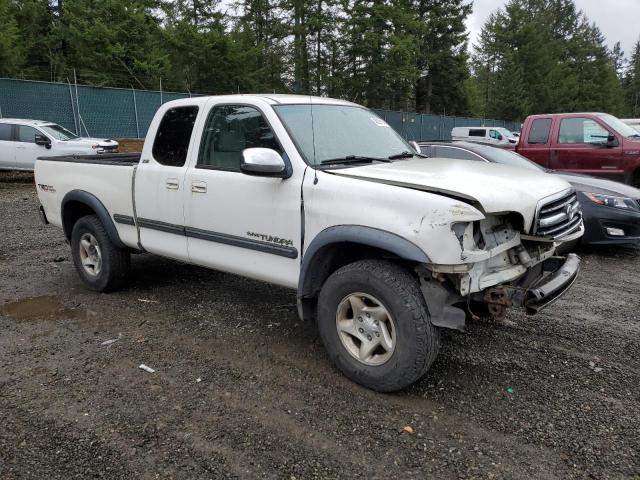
left=624, top=40, right=640, bottom=117
left=0, top=0, right=23, bottom=76
left=470, top=0, right=625, bottom=120
left=414, top=0, right=472, bottom=115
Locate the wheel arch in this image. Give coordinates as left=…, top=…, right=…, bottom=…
left=61, top=190, right=126, bottom=249
left=297, top=225, right=430, bottom=304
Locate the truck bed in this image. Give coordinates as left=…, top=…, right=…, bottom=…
left=35, top=154, right=140, bottom=250
left=38, top=152, right=141, bottom=166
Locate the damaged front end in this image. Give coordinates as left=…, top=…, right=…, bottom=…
left=417, top=203, right=583, bottom=331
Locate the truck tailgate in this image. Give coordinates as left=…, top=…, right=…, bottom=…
left=34, top=156, right=139, bottom=249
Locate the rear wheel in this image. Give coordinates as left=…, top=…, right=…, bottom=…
left=632, top=170, right=640, bottom=189
left=70, top=215, right=130, bottom=292
left=317, top=259, right=440, bottom=392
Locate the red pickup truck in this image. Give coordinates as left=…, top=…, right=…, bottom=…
left=516, top=113, right=640, bottom=186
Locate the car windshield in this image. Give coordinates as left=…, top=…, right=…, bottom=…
left=597, top=113, right=640, bottom=138
left=468, top=144, right=545, bottom=171
left=273, top=104, right=415, bottom=166
left=40, top=124, right=79, bottom=141
left=495, top=127, right=516, bottom=139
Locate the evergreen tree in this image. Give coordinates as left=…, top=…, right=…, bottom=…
left=0, top=0, right=23, bottom=76
left=414, top=0, right=471, bottom=115
left=470, top=0, right=625, bottom=119
left=624, top=40, right=640, bottom=117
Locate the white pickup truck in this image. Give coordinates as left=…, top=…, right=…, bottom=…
left=35, top=95, right=583, bottom=392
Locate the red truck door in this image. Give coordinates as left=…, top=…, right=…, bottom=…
left=517, top=117, right=552, bottom=168
left=549, top=116, right=623, bottom=179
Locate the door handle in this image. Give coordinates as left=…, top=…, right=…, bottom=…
left=191, top=181, right=207, bottom=193
left=165, top=178, right=179, bottom=190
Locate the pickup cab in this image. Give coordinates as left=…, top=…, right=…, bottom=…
left=35, top=95, right=583, bottom=392
left=0, top=118, right=118, bottom=171
left=516, top=113, right=640, bottom=186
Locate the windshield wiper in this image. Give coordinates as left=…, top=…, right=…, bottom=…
left=320, top=155, right=391, bottom=166
left=387, top=151, right=427, bottom=160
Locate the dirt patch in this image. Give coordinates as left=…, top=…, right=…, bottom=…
left=0, top=183, right=639, bottom=479
left=117, top=138, right=144, bottom=153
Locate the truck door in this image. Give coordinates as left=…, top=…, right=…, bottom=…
left=0, top=123, right=16, bottom=169
left=519, top=118, right=552, bottom=168
left=134, top=105, right=200, bottom=260
left=15, top=125, right=45, bottom=170
left=184, top=100, right=302, bottom=289
left=551, top=116, right=623, bottom=179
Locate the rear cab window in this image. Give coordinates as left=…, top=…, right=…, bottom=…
left=152, top=106, right=199, bottom=167
left=527, top=118, right=552, bottom=144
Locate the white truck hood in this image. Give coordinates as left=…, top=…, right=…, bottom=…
left=330, top=158, right=572, bottom=231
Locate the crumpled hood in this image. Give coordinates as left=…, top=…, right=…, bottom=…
left=330, top=158, right=572, bottom=230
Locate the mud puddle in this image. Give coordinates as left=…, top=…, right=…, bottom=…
left=1, top=295, right=87, bottom=321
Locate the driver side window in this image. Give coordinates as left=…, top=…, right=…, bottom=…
left=558, top=118, right=610, bottom=144
left=197, top=105, right=282, bottom=171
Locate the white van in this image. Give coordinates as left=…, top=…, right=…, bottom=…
left=451, top=126, right=518, bottom=146
left=0, top=119, right=119, bottom=171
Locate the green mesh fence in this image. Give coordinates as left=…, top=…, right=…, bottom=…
left=0, top=78, right=520, bottom=140
left=371, top=109, right=521, bottom=141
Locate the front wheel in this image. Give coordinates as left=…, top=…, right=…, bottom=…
left=70, top=215, right=130, bottom=292
left=317, top=260, right=440, bottom=392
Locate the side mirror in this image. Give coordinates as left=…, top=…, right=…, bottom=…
left=606, top=133, right=618, bottom=147
left=409, top=140, right=421, bottom=153
left=35, top=134, right=51, bottom=149
left=241, top=148, right=288, bottom=177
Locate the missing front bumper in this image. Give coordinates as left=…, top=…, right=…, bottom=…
left=521, top=253, right=581, bottom=314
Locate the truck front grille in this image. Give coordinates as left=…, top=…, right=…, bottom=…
left=534, top=189, right=582, bottom=239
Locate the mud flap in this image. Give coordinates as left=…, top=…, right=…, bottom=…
left=419, top=276, right=466, bottom=331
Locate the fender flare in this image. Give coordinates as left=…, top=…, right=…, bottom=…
left=297, top=225, right=430, bottom=298
left=61, top=190, right=126, bottom=249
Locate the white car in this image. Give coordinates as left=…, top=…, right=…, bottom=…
left=0, top=119, right=118, bottom=171
left=35, top=95, right=582, bottom=392
left=452, top=126, right=518, bottom=146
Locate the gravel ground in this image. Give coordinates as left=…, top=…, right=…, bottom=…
left=1, top=176, right=639, bottom=479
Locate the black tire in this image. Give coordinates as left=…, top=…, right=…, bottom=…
left=317, top=259, right=440, bottom=392
left=70, top=215, right=130, bottom=292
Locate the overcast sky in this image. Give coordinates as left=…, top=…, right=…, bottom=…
left=465, top=0, right=639, bottom=57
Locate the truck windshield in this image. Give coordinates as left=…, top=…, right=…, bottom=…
left=40, top=124, right=79, bottom=141
left=597, top=114, right=640, bottom=138
left=273, top=104, right=415, bottom=167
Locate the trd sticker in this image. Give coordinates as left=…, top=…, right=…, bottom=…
left=38, top=184, right=56, bottom=193
left=247, top=231, right=294, bottom=247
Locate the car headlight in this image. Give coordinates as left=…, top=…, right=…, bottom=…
left=584, top=192, right=640, bottom=211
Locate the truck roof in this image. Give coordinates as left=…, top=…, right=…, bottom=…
left=525, top=112, right=607, bottom=119
left=163, top=94, right=358, bottom=108
left=0, top=118, right=56, bottom=126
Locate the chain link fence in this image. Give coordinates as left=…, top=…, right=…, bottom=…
left=0, top=78, right=520, bottom=140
